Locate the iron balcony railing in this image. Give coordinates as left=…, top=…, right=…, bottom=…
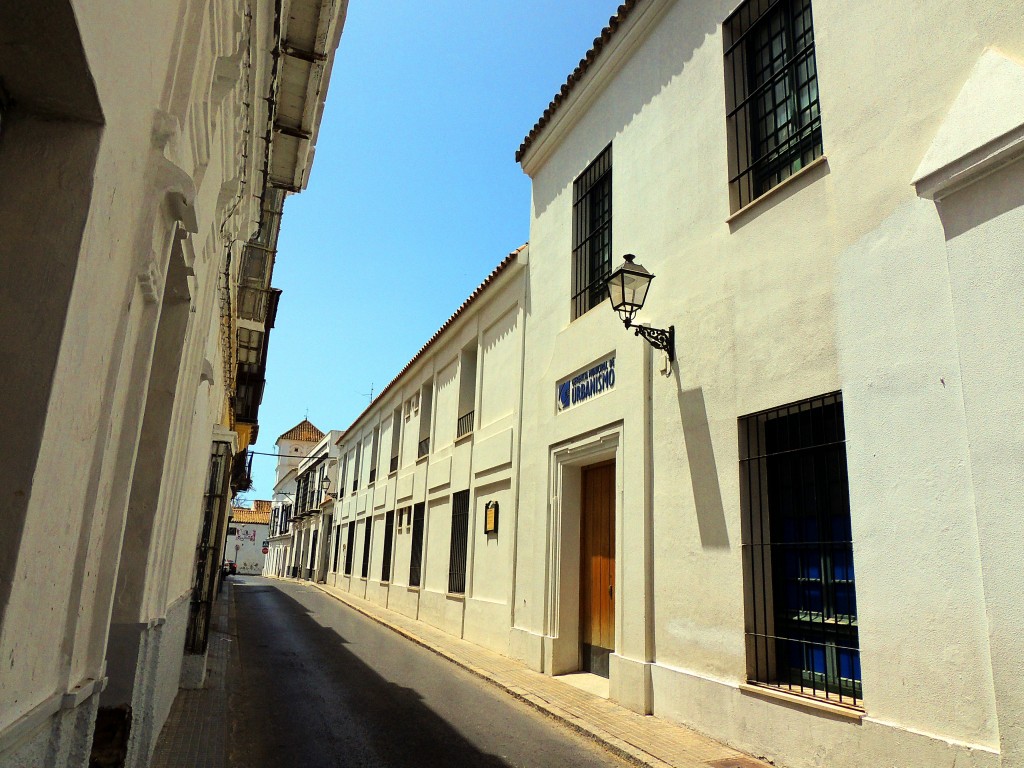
left=417, top=437, right=430, bottom=458
left=368, top=468, right=377, bottom=485
left=456, top=410, right=475, bottom=439
left=389, top=455, right=399, bottom=474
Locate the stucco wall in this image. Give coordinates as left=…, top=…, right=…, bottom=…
left=514, top=0, right=1023, bottom=765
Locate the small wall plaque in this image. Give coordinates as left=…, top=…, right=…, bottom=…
left=484, top=501, right=499, bottom=535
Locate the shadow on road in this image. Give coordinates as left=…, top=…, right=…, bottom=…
left=228, top=579, right=514, bottom=768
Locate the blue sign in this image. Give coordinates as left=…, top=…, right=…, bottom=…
left=556, top=356, right=615, bottom=412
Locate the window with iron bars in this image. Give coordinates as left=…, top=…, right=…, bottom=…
left=360, top=519, right=372, bottom=579
left=571, top=145, right=612, bottom=320
left=724, top=0, right=822, bottom=211
left=381, top=510, right=395, bottom=582
left=448, top=491, right=470, bottom=594
left=739, top=392, right=861, bottom=707
left=409, top=503, right=425, bottom=588
left=344, top=522, right=355, bottom=575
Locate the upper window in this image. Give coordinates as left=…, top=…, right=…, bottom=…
left=571, top=145, right=612, bottom=320
left=739, top=392, right=861, bottom=708
left=724, top=0, right=822, bottom=211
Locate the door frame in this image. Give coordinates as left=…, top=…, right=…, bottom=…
left=544, top=424, right=621, bottom=676
left=580, top=459, right=616, bottom=677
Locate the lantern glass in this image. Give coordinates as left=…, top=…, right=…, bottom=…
left=606, top=254, right=653, bottom=324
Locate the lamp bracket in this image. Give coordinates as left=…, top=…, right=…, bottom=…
left=629, top=322, right=675, bottom=363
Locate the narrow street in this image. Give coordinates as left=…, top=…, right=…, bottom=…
left=227, top=577, right=629, bottom=768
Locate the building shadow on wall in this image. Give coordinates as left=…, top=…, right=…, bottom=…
left=228, top=581, right=514, bottom=768
left=672, top=369, right=730, bottom=550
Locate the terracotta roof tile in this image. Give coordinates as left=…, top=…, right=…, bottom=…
left=516, top=1, right=644, bottom=163
left=340, top=244, right=527, bottom=440
left=232, top=504, right=271, bottom=525
left=277, top=419, right=324, bottom=443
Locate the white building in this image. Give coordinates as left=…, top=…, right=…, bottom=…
left=288, top=430, right=344, bottom=582
left=229, top=502, right=272, bottom=575
left=0, top=1, right=347, bottom=766
left=320, top=2, right=1024, bottom=767
left=266, top=420, right=326, bottom=578
left=325, top=246, right=528, bottom=654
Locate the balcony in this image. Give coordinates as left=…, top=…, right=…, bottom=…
left=233, top=372, right=266, bottom=424
left=456, top=410, right=475, bottom=439
left=237, top=286, right=274, bottom=323
left=230, top=450, right=253, bottom=493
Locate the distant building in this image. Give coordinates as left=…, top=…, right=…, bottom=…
left=265, top=419, right=325, bottom=578
left=229, top=502, right=272, bottom=575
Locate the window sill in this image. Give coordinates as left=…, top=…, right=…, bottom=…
left=388, top=470, right=398, bottom=478
left=739, top=682, right=863, bottom=720
left=445, top=592, right=466, bottom=601
left=455, top=432, right=473, bottom=445
left=727, top=155, right=829, bottom=226
left=416, top=455, right=429, bottom=465
left=407, top=586, right=420, bottom=593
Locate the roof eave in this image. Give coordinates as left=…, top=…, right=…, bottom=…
left=517, top=0, right=674, bottom=175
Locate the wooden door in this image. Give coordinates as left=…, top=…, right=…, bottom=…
left=580, top=461, right=615, bottom=677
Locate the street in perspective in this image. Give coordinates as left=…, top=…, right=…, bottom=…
left=224, top=577, right=630, bottom=767
left=2, top=1, right=1022, bottom=768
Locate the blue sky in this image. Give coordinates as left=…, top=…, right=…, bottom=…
left=241, top=1, right=625, bottom=501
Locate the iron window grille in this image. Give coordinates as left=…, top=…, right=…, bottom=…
left=381, top=510, right=395, bottom=582
left=456, top=410, right=475, bottom=439
left=724, top=0, right=822, bottom=211
left=571, top=144, right=613, bottom=319
left=368, top=467, right=377, bottom=486
left=360, top=520, right=372, bottom=579
left=185, top=441, right=232, bottom=654
left=409, top=503, right=426, bottom=587
left=344, top=522, right=355, bottom=575
left=418, top=437, right=430, bottom=459
left=332, top=526, right=341, bottom=572
left=351, top=444, right=360, bottom=493
left=448, top=490, right=470, bottom=594
left=390, top=410, right=401, bottom=473
left=739, top=392, right=861, bottom=707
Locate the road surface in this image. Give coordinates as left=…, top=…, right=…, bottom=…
left=227, top=577, right=629, bottom=768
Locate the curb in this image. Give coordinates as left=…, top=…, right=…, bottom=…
left=304, top=580, right=673, bottom=768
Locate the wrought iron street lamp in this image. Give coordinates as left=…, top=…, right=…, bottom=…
left=320, top=476, right=334, bottom=497
left=606, top=254, right=675, bottom=362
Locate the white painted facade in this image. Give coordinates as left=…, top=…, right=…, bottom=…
left=323, top=247, right=529, bottom=655
left=0, top=1, right=346, bottom=766
left=315, top=3, right=1024, bottom=767
left=266, top=423, right=325, bottom=579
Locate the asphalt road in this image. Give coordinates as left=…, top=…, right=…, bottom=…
left=227, top=577, right=629, bottom=768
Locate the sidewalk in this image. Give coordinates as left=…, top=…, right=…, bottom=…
left=308, top=580, right=773, bottom=768
left=150, top=581, right=234, bottom=768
